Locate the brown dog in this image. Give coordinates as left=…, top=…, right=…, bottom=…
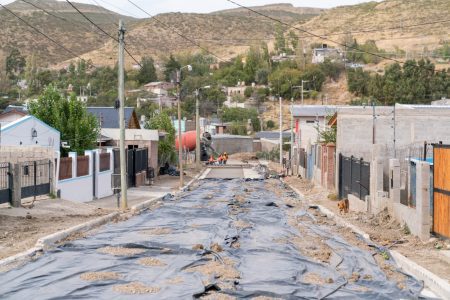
left=338, top=199, right=349, bottom=214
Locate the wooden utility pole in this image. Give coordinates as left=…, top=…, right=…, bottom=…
left=195, top=89, right=201, bottom=170
left=118, top=20, right=127, bottom=209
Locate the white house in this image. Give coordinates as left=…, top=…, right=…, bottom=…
left=0, top=115, right=60, bottom=152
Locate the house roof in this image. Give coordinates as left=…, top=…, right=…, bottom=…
left=2, top=105, right=28, bottom=115
left=1, top=115, right=60, bottom=134
left=87, top=107, right=135, bottom=129
left=101, top=128, right=159, bottom=141
left=291, top=105, right=337, bottom=117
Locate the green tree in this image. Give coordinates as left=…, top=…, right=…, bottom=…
left=145, top=112, right=176, bottom=166
left=274, top=24, right=287, bottom=54
left=6, top=48, right=26, bottom=80
left=244, top=86, right=253, bottom=98
left=28, top=85, right=99, bottom=155
left=136, top=56, right=157, bottom=85
left=222, top=107, right=260, bottom=132
left=164, top=54, right=181, bottom=82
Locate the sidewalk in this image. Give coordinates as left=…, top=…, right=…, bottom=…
left=0, top=174, right=194, bottom=261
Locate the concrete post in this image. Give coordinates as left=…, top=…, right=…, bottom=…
left=415, top=161, right=431, bottom=242
left=389, top=159, right=401, bottom=204
left=11, top=163, right=21, bottom=207
left=69, top=152, right=77, bottom=179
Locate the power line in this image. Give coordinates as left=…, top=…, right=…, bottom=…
left=127, top=0, right=227, bottom=62
left=0, top=3, right=83, bottom=60
left=65, top=0, right=142, bottom=68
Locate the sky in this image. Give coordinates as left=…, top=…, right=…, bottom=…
left=0, top=0, right=376, bottom=17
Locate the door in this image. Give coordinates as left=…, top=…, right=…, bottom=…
left=433, top=145, right=450, bottom=238
left=0, top=163, right=11, bottom=204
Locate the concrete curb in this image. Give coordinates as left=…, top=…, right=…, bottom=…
left=35, top=212, right=120, bottom=249
left=282, top=179, right=448, bottom=299
left=0, top=247, right=43, bottom=269
left=130, top=195, right=167, bottom=213
left=391, top=250, right=450, bottom=300
left=185, top=168, right=209, bottom=187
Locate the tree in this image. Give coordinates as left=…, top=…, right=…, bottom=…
left=244, top=86, right=253, bottom=98
left=136, top=56, right=157, bottom=85
left=274, top=24, right=287, bottom=54
left=6, top=48, right=26, bottom=80
left=145, top=112, right=176, bottom=166
left=164, top=54, right=181, bottom=82
left=222, top=107, right=260, bottom=132
left=28, top=85, right=99, bottom=155
left=288, top=31, right=299, bottom=51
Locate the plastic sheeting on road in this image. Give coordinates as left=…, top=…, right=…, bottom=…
left=0, top=179, right=425, bottom=299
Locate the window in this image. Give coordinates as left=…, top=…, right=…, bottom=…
left=306, top=120, right=315, bottom=124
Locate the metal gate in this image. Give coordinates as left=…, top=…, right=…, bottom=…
left=339, top=155, right=370, bottom=201
left=0, top=163, right=11, bottom=204
left=21, top=160, right=51, bottom=199
left=113, top=148, right=148, bottom=188
left=433, top=144, right=450, bottom=238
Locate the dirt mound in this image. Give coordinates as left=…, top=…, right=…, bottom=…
left=138, top=257, right=166, bottom=267
left=80, top=272, right=120, bottom=281
left=97, top=246, right=146, bottom=256
left=139, top=228, right=173, bottom=235
left=113, top=282, right=160, bottom=294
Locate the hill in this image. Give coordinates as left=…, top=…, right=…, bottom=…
left=212, top=3, right=324, bottom=24
left=294, top=0, right=450, bottom=54
left=0, top=0, right=136, bottom=67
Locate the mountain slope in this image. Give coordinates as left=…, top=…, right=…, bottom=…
left=213, top=3, right=324, bottom=24
left=294, top=0, right=450, bottom=53
left=0, top=0, right=136, bottom=67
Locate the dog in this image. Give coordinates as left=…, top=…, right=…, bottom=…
left=338, top=199, right=349, bottom=214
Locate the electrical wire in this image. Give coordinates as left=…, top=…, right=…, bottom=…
left=65, top=0, right=142, bottom=68
left=0, top=3, right=84, bottom=61
left=127, top=0, right=227, bottom=62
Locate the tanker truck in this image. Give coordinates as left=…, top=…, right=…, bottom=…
left=175, top=131, right=217, bottom=161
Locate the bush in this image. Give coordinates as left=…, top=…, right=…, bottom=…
left=266, top=120, right=275, bottom=129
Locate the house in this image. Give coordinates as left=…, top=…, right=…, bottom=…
left=87, top=107, right=141, bottom=129
left=0, top=105, right=28, bottom=127
left=291, top=105, right=337, bottom=149
left=101, top=128, right=160, bottom=171
left=144, top=81, right=175, bottom=95
left=0, top=115, right=60, bottom=152
left=312, top=45, right=342, bottom=64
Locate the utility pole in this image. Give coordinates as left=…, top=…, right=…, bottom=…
left=176, top=69, right=184, bottom=188
left=290, top=96, right=294, bottom=175
left=279, top=95, right=283, bottom=166
left=372, top=101, right=376, bottom=145
left=118, top=20, right=127, bottom=210
left=195, top=89, right=201, bottom=170
left=301, top=80, right=309, bottom=105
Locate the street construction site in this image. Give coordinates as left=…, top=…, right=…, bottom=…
left=0, top=160, right=444, bottom=299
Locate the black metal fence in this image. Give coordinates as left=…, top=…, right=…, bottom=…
left=113, top=148, right=149, bottom=188
left=0, top=163, right=11, bottom=204
left=21, top=160, right=51, bottom=199
left=339, top=155, right=370, bottom=201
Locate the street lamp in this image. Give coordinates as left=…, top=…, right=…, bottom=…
left=176, top=65, right=192, bottom=189
left=195, top=85, right=210, bottom=170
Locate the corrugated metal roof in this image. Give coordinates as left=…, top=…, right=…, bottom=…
left=291, top=105, right=337, bottom=117
left=87, top=107, right=135, bottom=129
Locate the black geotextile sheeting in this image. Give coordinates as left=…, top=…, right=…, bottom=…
left=0, top=179, right=425, bottom=299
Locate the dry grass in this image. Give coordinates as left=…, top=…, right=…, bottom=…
left=137, top=257, right=166, bottom=267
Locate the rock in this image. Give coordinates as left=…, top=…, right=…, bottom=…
left=26, top=213, right=32, bottom=220
left=326, top=278, right=334, bottom=284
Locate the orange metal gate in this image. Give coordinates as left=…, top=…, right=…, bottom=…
left=433, top=145, right=450, bottom=239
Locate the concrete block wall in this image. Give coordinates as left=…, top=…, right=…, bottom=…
left=0, top=146, right=56, bottom=164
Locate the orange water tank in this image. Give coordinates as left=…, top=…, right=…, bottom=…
left=175, top=130, right=197, bottom=151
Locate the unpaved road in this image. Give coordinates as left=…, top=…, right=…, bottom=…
left=0, top=178, right=426, bottom=299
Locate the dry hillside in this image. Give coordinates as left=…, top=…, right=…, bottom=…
left=295, top=0, right=450, bottom=54
left=0, top=0, right=136, bottom=67
left=213, top=3, right=324, bottom=24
